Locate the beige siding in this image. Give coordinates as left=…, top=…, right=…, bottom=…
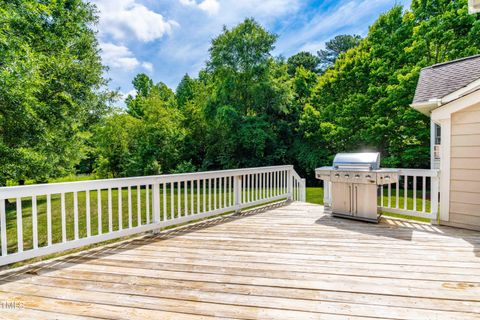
left=449, top=102, right=480, bottom=231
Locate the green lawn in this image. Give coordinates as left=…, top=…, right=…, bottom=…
left=306, top=187, right=431, bottom=222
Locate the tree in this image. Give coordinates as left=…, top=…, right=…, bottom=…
left=0, top=0, right=110, bottom=185
left=203, top=18, right=293, bottom=169
left=297, top=0, right=480, bottom=176
left=176, top=74, right=197, bottom=108
left=95, top=76, right=184, bottom=177
left=317, top=34, right=362, bottom=71
left=94, top=113, right=142, bottom=178
left=287, top=51, right=321, bottom=75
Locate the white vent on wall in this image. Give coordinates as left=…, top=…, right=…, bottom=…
left=469, top=0, right=480, bottom=13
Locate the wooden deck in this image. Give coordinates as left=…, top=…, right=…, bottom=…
left=0, top=202, right=479, bottom=319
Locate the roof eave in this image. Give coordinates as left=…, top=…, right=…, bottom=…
left=410, top=100, right=442, bottom=117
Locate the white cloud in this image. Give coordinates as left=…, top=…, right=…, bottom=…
left=122, top=89, right=137, bottom=99
left=92, top=0, right=178, bottom=42
left=142, top=62, right=154, bottom=72
left=100, top=42, right=140, bottom=70
left=179, top=0, right=220, bottom=15
left=100, top=43, right=155, bottom=73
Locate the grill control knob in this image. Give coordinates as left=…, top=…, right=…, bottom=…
left=344, top=174, right=350, bottom=178
left=334, top=173, right=340, bottom=177
left=355, top=174, right=360, bottom=179
left=366, top=175, right=371, bottom=178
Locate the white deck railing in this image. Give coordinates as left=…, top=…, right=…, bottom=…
left=0, top=165, right=305, bottom=266
left=323, top=169, right=440, bottom=222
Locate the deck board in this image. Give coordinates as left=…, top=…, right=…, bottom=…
left=1, top=202, right=480, bottom=319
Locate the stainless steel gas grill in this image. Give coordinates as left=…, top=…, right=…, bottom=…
left=315, top=152, right=398, bottom=223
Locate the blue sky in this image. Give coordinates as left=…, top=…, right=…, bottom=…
left=90, top=0, right=411, bottom=99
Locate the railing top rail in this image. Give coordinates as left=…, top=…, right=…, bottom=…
left=0, top=165, right=294, bottom=199
left=383, top=168, right=439, bottom=177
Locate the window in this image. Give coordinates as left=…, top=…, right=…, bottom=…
left=434, top=124, right=441, bottom=145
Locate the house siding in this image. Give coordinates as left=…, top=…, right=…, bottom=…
left=448, top=102, right=480, bottom=231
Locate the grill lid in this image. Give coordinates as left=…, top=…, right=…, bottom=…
left=333, top=152, right=380, bottom=170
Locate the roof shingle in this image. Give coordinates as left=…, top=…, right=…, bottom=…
left=412, top=55, right=480, bottom=104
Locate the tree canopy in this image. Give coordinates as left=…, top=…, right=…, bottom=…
left=0, top=0, right=111, bottom=185
left=317, top=34, right=362, bottom=71
left=3, top=0, right=480, bottom=184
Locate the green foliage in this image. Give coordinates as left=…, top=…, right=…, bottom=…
left=202, top=18, right=293, bottom=169
left=0, top=0, right=111, bottom=185
left=317, top=34, right=362, bottom=71
left=287, top=51, right=321, bottom=75
left=4, top=1, right=480, bottom=183
left=95, top=76, right=185, bottom=178
left=297, top=1, right=480, bottom=176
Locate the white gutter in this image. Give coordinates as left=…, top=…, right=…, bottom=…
left=410, top=99, right=442, bottom=117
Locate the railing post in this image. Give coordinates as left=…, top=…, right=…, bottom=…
left=233, top=175, right=242, bottom=213
left=152, top=182, right=161, bottom=233
left=234, top=175, right=242, bottom=213
left=431, top=174, right=440, bottom=225
left=287, top=169, right=293, bottom=201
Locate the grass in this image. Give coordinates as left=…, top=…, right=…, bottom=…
left=306, top=186, right=431, bottom=222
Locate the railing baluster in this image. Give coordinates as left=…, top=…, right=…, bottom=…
left=229, top=176, right=232, bottom=206
left=47, top=194, right=52, bottom=245
left=413, top=176, right=417, bottom=212
left=127, top=187, right=132, bottom=229
left=246, top=175, right=249, bottom=203
left=214, top=178, right=217, bottom=210
left=163, top=183, right=167, bottom=220
left=74, top=192, right=79, bottom=239
left=184, top=181, right=188, bottom=215
left=422, top=176, right=426, bottom=213
left=61, top=193, right=66, bottom=243
left=146, top=185, right=150, bottom=224
left=0, top=199, right=7, bottom=255
left=178, top=181, right=181, bottom=218
left=197, top=179, right=201, bottom=213
left=404, top=175, right=408, bottom=210
left=152, top=183, right=160, bottom=225
left=274, top=171, right=278, bottom=196
left=32, top=195, right=38, bottom=249
left=280, top=171, right=283, bottom=195
left=208, top=178, right=212, bottom=211
left=86, top=190, right=91, bottom=237
left=203, top=179, right=206, bottom=212
left=262, top=173, right=265, bottom=199
left=395, top=181, right=399, bottom=209
left=191, top=180, right=194, bottom=214
left=117, top=188, right=122, bottom=231
left=16, top=198, right=23, bottom=252
left=108, top=188, right=113, bottom=232
left=171, top=182, right=175, bottom=220
left=136, top=185, right=141, bottom=226
left=97, top=189, right=102, bottom=234
left=222, top=177, right=226, bottom=208
left=269, top=172, right=272, bottom=198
